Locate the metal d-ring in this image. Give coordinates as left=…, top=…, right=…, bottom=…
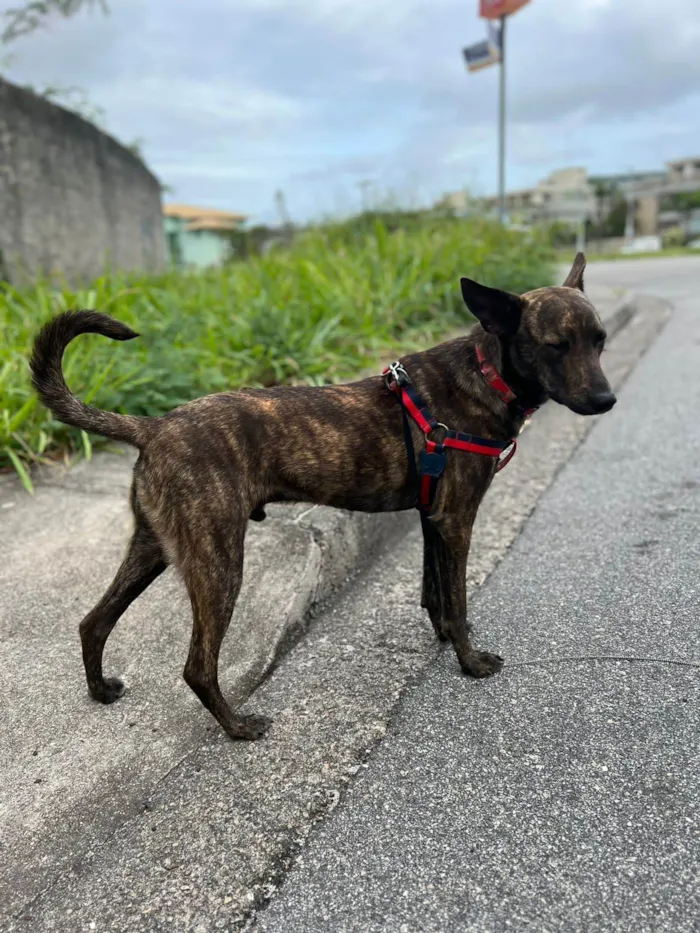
left=385, top=361, right=409, bottom=388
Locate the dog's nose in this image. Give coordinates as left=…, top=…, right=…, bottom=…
left=589, top=390, right=617, bottom=413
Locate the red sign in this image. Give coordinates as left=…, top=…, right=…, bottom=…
left=480, top=0, right=530, bottom=18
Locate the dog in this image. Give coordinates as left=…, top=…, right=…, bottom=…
left=30, top=252, right=615, bottom=741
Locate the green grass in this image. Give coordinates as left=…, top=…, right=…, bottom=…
left=1, top=215, right=555, bottom=491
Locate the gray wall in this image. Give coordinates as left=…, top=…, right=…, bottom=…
left=0, top=77, right=165, bottom=283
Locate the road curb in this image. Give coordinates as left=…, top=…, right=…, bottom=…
left=602, top=288, right=637, bottom=339
left=225, top=504, right=413, bottom=704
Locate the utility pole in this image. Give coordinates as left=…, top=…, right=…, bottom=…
left=274, top=188, right=294, bottom=244
left=497, top=14, right=507, bottom=223
left=357, top=179, right=372, bottom=213
left=464, top=2, right=532, bottom=225
left=274, top=189, right=291, bottom=228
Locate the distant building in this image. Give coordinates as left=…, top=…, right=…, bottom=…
left=441, top=167, right=596, bottom=227
left=528, top=167, right=596, bottom=226
left=590, top=169, right=666, bottom=190
left=163, top=204, right=247, bottom=269
left=437, top=156, right=700, bottom=242
left=667, top=156, right=700, bottom=183
left=435, top=190, right=472, bottom=215
left=615, top=157, right=700, bottom=238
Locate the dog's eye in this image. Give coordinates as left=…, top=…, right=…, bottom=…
left=546, top=340, right=569, bottom=354
left=594, top=334, right=606, bottom=351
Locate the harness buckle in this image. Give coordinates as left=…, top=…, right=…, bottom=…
left=383, top=361, right=410, bottom=389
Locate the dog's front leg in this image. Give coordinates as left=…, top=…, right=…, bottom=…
left=420, top=516, right=448, bottom=642
left=431, top=519, right=504, bottom=679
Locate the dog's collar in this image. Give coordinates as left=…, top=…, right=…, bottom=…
left=476, top=345, right=538, bottom=417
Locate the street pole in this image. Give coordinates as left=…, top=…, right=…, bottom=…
left=497, top=14, right=507, bottom=223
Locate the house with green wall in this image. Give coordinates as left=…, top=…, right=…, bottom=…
left=163, top=204, right=247, bottom=269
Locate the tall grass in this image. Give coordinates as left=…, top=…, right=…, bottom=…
left=0, top=215, right=555, bottom=490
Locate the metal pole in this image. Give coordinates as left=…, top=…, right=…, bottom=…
left=498, top=14, right=507, bottom=223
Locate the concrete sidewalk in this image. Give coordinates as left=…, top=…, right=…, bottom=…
left=0, top=452, right=407, bottom=922
left=254, top=267, right=700, bottom=932
left=0, top=281, right=664, bottom=930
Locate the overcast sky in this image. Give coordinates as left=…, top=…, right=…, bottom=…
left=2, top=0, right=700, bottom=223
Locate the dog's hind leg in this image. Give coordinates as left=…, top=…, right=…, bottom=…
left=79, top=515, right=167, bottom=704
left=181, top=527, right=271, bottom=741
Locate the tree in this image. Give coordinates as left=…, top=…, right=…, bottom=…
left=586, top=182, right=627, bottom=242
left=1, top=0, right=109, bottom=116
left=592, top=180, right=616, bottom=230
left=0, top=1, right=153, bottom=170
left=666, top=191, right=700, bottom=240
left=1, top=0, right=107, bottom=45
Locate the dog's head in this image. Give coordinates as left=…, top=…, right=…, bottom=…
left=460, top=253, right=616, bottom=416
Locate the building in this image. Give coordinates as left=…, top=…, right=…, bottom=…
left=435, top=190, right=472, bottom=215
left=530, top=167, right=596, bottom=226
left=438, top=156, right=700, bottom=242
left=163, top=204, right=247, bottom=269
left=440, top=167, right=596, bottom=227
left=667, top=156, right=700, bottom=184
left=615, top=157, right=700, bottom=239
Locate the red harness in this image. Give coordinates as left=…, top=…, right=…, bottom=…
left=383, top=347, right=537, bottom=514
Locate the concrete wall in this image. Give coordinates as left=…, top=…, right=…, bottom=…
left=0, top=77, right=165, bottom=283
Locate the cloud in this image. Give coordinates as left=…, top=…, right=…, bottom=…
left=1, top=0, right=699, bottom=221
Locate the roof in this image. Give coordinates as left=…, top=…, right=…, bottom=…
left=185, top=216, right=246, bottom=232
left=163, top=203, right=247, bottom=222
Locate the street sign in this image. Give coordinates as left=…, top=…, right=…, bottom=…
left=468, top=1, right=531, bottom=222
left=480, top=0, right=530, bottom=19
left=463, top=21, right=502, bottom=72
left=463, top=39, right=500, bottom=72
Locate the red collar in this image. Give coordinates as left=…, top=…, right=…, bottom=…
left=476, top=345, right=538, bottom=417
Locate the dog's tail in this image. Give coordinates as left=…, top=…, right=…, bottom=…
left=31, top=310, right=148, bottom=448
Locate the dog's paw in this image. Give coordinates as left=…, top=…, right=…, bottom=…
left=461, top=651, right=504, bottom=679
left=227, top=713, right=273, bottom=741
left=91, top=676, right=126, bottom=704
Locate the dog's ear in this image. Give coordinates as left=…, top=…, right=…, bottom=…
left=460, top=278, right=524, bottom=337
left=562, top=252, right=586, bottom=291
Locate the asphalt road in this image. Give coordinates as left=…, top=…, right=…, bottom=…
left=255, top=260, right=700, bottom=933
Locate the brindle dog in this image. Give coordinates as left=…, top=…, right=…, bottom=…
left=31, top=253, right=615, bottom=741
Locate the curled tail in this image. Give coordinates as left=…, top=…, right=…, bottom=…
left=31, top=310, right=148, bottom=448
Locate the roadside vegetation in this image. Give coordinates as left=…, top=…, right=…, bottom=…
left=1, top=213, right=555, bottom=490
